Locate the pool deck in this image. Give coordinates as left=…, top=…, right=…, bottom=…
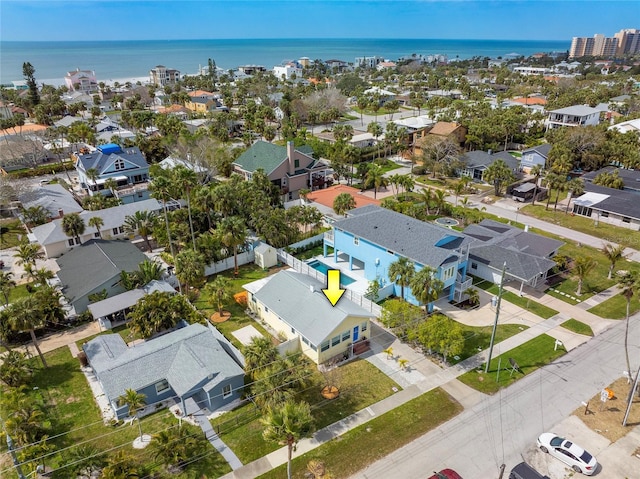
left=307, top=254, right=370, bottom=295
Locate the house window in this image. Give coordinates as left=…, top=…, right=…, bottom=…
left=113, top=228, right=119, bottom=235
left=264, top=306, right=269, bottom=313
left=342, top=330, right=350, bottom=342
left=387, top=249, right=394, bottom=255
left=331, top=335, right=340, bottom=347
left=68, top=239, right=75, bottom=246
left=309, top=343, right=317, bottom=351
left=119, top=226, right=125, bottom=234
left=471, top=262, right=478, bottom=270
left=222, top=384, right=232, bottom=398
left=442, top=265, right=455, bottom=281
left=361, top=322, right=368, bottom=333
left=294, top=159, right=300, bottom=168
left=320, top=340, right=330, bottom=352
left=353, top=236, right=359, bottom=246
left=302, top=337, right=309, bottom=345
left=114, top=158, right=125, bottom=170
left=137, top=192, right=144, bottom=198
left=94, top=232, right=100, bottom=238
left=600, top=211, right=609, bottom=218
left=155, top=379, right=170, bottom=394
left=291, top=327, right=296, bottom=334
left=623, top=217, right=631, bottom=224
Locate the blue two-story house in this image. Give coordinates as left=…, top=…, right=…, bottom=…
left=74, top=143, right=151, bottom=204
left=323, top=205, right=474, bottom=308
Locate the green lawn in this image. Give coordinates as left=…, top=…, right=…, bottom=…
left=474, top=280, right=559, bottom=319
left=560, top=319, right=594, bottom=336
left=192, top=263, right=275, bottom=348
left=258, top=388, right=462, bottom=479
left=4, top=347, right=231, bottom=479
left=457, top=334, right=567, bottom=394
left=0, top=218, right=26, bottom=249
left=375, top=159, right=402, bottom=174
left=212, top=358, right=400, bottom=464
left=522, top=204, right=640, bottom=249
left=456, top=323, right=528, bottom=363
left=588, top=292, right=640, bottom=320
left=6, top=283, right=30, bottom=303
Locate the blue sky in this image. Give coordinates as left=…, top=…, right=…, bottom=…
left=1, top=0, right=635, bottom=41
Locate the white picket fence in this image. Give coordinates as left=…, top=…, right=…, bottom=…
left=277, top=250, right=382, bottom=317
left=204, top=250, right=255, bottom=276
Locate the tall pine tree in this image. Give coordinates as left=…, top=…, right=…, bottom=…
left=22, top=62, right=40, bottom=108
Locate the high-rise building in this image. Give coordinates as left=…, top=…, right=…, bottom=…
left=614, top=29, right=640, bottom=55
left=569, top=33, right=618, bottom=58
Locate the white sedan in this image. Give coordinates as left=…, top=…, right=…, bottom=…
left=537, top=432, right=598, bottom=475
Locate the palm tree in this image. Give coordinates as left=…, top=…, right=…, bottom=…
left=8, top=296, right=48, bottom=368
left=173, top=165, right=198, bottom=249
left=574, top=256, right=597, bottom=296
left=0, top=271, right=16, bottom=305
left=14, top=242, right=44, bottom=269
left=149, top=175, right=177, bottom=262
left=617, top=271, right=639, bottom=379
left=409, top=266, right=444, bottom=312
left=85, top=167, right=99, bottom=190
left=61, top=212, right=85, bottom=245
left=216, top=216, right=247, bottom=276
left=174, top=248, right=205, bottom=292
left=135, top=259, right=165, bottom=285
left=261, top=400, right=314, bottom=479
left=364, top=164, right=388, bottom=199
left=104, top=177, right=118, bottom=197
left=530, top=164, right=543, bottom=206
left=242, top=336, right=279, bottom=378
left=388, top=257, right=415, bottom=300
left=88, top=216, right=104, bottom=239
left=332, top=192, right=356, bottom=216
left=117, top=389, right=146, bottom=440
left=367, top=122, right=383, bottom=159
left=602, top=243, right=628, bottom=280
left=124, top=210, right=158, bottom=252
left=101, top=451, right=140, bottom=479
left=464, top=287, right=480, bottom=306
left=418, top=187, right=434, bottom=216
left=204, top=275, right=232, bottom=315
left=22, top=205, right=49, bottom=226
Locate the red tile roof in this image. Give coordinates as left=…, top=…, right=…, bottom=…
left=307, top=185, right=381, bottom=210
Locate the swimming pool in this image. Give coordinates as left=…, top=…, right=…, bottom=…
left=307, top=260, right=357, bottom=285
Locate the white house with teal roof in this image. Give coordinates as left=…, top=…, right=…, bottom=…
left=323, top=205, right=474, bottom=308
left=74, top=143, right=151, bottom=204
left=232, top=141, right=332, bottom=200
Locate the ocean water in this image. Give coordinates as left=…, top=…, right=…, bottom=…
left=0, top=38, right=568, bottom=85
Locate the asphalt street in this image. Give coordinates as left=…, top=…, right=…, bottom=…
left=352, top=317, right=640, bottom=479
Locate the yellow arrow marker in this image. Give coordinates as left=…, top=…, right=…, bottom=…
left=322, top=270, right=346, bottom=306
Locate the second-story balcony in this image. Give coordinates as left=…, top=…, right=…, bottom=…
left=324, top=231, right=334, bottom=245
left=454, top=273, right=473, bottom=293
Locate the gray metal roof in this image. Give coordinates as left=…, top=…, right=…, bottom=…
left=463, top=219, right=563, bottom=280
left=31, top=199, right=162, bottom=246
left=549, top=105, right=600, bottom=116
left=522, top=143, right=551, bottom=158
left=83, top=323, right=245, bottom=401
left=462, top=150, right=520, bottom=171
left=250, top=270, right=371, bottom=345
left=334, top=206, right=470, bottom=268
left=581, top=183, right=640, bottom=219
left=56, top=240, right=147, bottom=306
left=77, top=145, right=148, bottom=175
left=88, top=288, right=144, bottom=318
left=18, top=184, right=84, bottom=217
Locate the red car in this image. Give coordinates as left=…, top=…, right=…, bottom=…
left=428, top=470, right=463, bottom=479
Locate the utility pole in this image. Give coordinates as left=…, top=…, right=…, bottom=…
left=623, top=366, right=640, bottom=426
left=486, top=262, right=507, bottom=374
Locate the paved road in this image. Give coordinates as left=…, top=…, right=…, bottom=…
left=352, top=317, right=640, bottom=478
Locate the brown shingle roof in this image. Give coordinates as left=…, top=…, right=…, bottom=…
left=429, top=122, right=463, bottom=136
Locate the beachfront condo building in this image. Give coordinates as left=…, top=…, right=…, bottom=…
left=614, top=29, right=640, bottom=56
left=149, top=65, right=181, bottom=86
left=569, top=34, right=618, bottom=58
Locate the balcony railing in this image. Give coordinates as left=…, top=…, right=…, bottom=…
left=454, top=275, right=473, bottom=293
left=324, top=231, right=334, bottom=244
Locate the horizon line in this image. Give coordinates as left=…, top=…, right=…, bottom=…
left=2, top=37, right=570, bottom=43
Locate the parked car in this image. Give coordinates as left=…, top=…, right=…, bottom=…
left=509, top=462, right=550, bottom=479
left=537, top=432, right=598, bottom=475
left=427, top=470, right=463, bottom=479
